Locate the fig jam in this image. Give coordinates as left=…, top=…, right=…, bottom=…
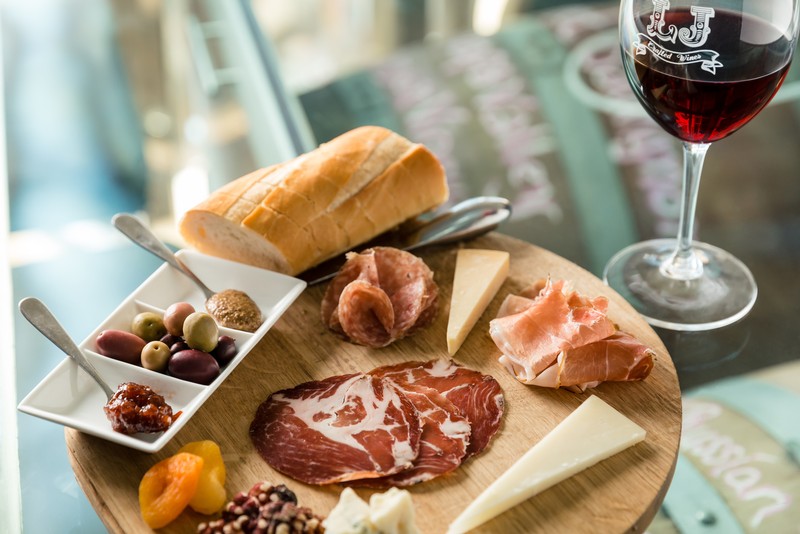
left=104, top=382, right=173, bottom=434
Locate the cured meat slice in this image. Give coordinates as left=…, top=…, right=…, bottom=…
left=373, top=247, right=438, bottom=334
left=493, top=280, right=547, bottom=318
left=373, top=360, right=504, bottom=458
left=491, top=279, right=655, bottom=391
left=495, top=294, right=536, bottom=319
left=550, top=332, right=655, bottom=392
left=320, top=249, right=380, bottom=332
left=349, top=382, right=471, bottom=488
left=249, top=373, right=422, bottom=485
left=338, top=280, right=396, bottom=348
left=321, top=247, right=439, bottom=348
left=489, top=279, right=616, bottom=382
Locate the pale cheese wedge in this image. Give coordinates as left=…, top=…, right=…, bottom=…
left=324, top=488, right=371, bottom=534
left=447, top=395, right=646, bottom=534
left=447, top=249, right=510, bottom=355
left=324, top=487, right=421, bottom=534
left=369, top=488, right=421, bottom=534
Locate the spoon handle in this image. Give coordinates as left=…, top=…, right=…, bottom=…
left=113, top=213, right=215, bottom=299
left=19, top=297, right=115, bottom=400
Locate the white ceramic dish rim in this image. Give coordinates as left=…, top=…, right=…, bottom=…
left=17, top=250, right=306, bottom=453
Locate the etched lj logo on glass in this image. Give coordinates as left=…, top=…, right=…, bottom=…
left=637, top=0, right=723, bottom=73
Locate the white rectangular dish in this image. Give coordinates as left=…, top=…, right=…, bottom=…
left=18, top=250, right=306, bottom=453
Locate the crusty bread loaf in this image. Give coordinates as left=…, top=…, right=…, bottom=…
left=178, top=126, right=449, bottom=275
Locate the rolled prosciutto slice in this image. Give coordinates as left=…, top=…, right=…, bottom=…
left=489, top=279, right=616, bottom=382
left=527, top=332, right=656, bottom=392
left=321, top=247, right=439, bottom=348
left=249, top=373, right=422, bottom=485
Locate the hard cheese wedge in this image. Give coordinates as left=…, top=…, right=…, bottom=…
left=447, top=395, right=646, bottom=534
left=447, top=249, right=510, bottom=355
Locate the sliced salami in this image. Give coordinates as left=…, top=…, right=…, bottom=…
left=373, top=360, right=505, bottom=458
left=320, top=247, right=438, bottom=348
left=320, top=250, right=380, bottom=334
left=337, top=280, right=396, bottom=347
left=249, top=373, right=422, bottom=485
left=370, top=246, right=438, bottom=334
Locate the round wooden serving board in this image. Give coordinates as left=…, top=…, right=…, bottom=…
left=66, top=233, right=682, bottom=534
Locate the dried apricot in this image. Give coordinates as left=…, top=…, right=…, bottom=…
left=139, top=452, right=204, bottom=529
left=178, top=440, right=227, bottom=514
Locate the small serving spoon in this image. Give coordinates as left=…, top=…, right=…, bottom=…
left=114, top=213, right=264, bottom=331
left=112, top=213, right=215, bottom=300
left=19, top=297, right=115, bottom=400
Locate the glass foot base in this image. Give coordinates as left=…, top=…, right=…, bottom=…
left=603, top=239, right=757, bottom=331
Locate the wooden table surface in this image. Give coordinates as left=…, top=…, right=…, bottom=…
left=65, top=233, right=682, bottom=533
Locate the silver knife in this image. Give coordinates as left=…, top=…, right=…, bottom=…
left=299, top=196, right=513, bottom=285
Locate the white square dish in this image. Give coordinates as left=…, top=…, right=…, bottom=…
left=17, top=250, right=306, bottom=453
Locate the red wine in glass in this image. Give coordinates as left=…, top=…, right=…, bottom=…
left=625, top=8, right=792, bottom=143
left=605, top=0, right=799, bottom=331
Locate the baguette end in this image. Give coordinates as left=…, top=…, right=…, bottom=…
left=178, top=210, right=292, bottom=274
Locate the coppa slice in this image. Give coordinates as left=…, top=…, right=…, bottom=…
left=373, top=360, right=504, bottom=458
left=352, top=380, right=471, bottom=488
left=249, top=373, right=422, bottom=485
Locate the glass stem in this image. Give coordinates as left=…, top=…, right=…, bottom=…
left=661, top=141, right=710, bottom=280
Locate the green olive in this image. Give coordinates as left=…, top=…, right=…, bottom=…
left=182, top=312, right=219, bottom=353
left=141, top=341, right=171, bottom=372
left=131, top=311, right=167, bottom=342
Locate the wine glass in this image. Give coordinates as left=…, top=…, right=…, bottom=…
left=605, top=0, right=799, bottom=331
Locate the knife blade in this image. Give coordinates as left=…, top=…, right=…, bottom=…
left=298, top=196, right=512, bottom=285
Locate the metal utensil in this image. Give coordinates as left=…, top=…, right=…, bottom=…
left=401, top=196, right=512, bottom=248
left=19, top=297, right=115, bottom=400
left=299, top=196, right=513, bottom=285
left=113, top=213, right=216, bottom=299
